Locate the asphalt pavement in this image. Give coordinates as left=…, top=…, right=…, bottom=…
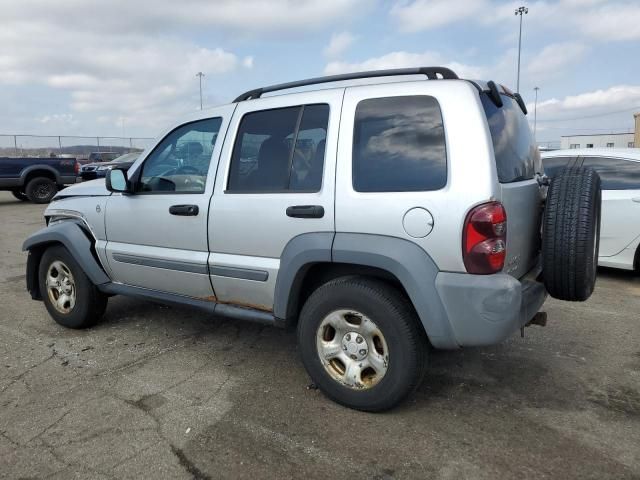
left=1, top=191, right=639, bottom=479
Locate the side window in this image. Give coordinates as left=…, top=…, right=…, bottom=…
left=582, top=157, right=640, bottom=190
left=290, top=105, right=329, bottom=191
left=352, top=95, right=447, bottom=192
left=139, top=117, right=222, bottom=193
left=542, top=156, right=573, bottom=177
left=227, top=104, right=329, bottom=193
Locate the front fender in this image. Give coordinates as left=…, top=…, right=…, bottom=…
left=23, top=221, right=110, bottom=300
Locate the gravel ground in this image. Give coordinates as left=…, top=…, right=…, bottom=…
left=1, top=191, right=639, bottom=479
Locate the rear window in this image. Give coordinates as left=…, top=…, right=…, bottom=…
left=481, top=93, right=539, bottom=183
left=352, top=95, right=447, bottom=192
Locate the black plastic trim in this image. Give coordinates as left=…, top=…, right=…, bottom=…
left=112, top=253, right=209, bottom=274
left=210, top=265, right=269, bottom=282
left=486, top=81, right=504, bottom=108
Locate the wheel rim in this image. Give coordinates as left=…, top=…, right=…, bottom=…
left=316, top=309, right=389, bottom=390
left=46, top=260, right=76, bottom=314
left=35, top=182, right=52, bottom=200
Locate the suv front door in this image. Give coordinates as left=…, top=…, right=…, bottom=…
left=208, top=89, right=342, bottom=311
left=102, top=105, right=234, bottom=298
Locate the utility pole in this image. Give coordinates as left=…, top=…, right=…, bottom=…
left=533, top=86, right=539, bottom=139
left=196, top=72, right=205, bottom=110
left=515, top=6, right=528, bottom=93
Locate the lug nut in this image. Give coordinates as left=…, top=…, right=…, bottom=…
left=346, top=334, right=351, bottom=341
left=359, top=349, right=366, bottom=356
left=356, top=336, right=363, bottom=344
left=350, top=354, right=357, bottom=360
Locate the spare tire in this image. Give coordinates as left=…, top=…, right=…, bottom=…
left=542, top=166, right=601, bottom=301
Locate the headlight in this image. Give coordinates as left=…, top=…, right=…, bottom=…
left=97, top=165, right=114, bottom=171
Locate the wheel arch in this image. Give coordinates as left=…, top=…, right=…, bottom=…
left=275, top=232, right=458, bottom=349
left=20, top=166, right=61, bottom=186
left=23, top=220, right=110, bottom=300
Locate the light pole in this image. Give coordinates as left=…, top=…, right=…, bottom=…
left=533, top=86, right=539, bottom=139
left=514, top=6, right=528, bottom=93
left=196, top=72, right=205, bottom=110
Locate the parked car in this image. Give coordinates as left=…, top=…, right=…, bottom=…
left=80, top=152, right=140, bottom=181
left=75, top=151, right=123, bottom=167
left=88, top=151, right=121, bottom=163
left=23, top=67, right=601, bottom=411
left=0, top=156, right=79, bottom=203
left=542, top=148, right=640, bottom=271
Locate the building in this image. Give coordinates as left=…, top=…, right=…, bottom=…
left=560, top=132, right=634, bottom=150
left=560, top=112, right=639, bottom=150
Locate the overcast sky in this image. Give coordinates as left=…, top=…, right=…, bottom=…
left=1, top=0, right=639, bottom=143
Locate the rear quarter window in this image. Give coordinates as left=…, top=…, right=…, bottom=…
left=352, top=95, right=447, bottom=192
left=481, top=93, right=539, bottom=183
left=582, top=157, right=640, bottom=190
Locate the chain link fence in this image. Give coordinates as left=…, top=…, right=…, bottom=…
left=0, top=134, right=155, bottom=160
left=0, top=133, right=563, bottom=159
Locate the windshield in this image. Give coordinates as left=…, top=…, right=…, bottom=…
left=481, top=93, right=540, bottom=183
left=112, top=152, right=140, bottom=163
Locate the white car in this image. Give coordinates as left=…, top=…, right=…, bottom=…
left=542, top=148, right=640, bottom=271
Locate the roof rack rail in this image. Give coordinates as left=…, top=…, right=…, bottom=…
left=233, top=66, right=459, bottom=102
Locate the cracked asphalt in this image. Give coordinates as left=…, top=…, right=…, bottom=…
left=1, top=191, right=640, bottom=479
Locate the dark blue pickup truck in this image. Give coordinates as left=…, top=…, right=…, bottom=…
left=0, top=157, right=79, bottom=203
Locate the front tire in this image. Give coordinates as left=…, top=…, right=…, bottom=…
left=25, top=177, right=58, bottom=203
left=11, top=189, right=29, bottom=201
left=38, top=245, right=107, bottom=329
left=298, top=277, right=427, bottom=412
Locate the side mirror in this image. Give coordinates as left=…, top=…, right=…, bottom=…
left=106, top=168, right=131, bottom=193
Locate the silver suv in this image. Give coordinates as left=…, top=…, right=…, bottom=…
left=23, top=67, right=602, bottom=411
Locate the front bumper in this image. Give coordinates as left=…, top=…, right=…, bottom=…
left=435, top=266, right=547, bottom=347
left=80, top=172, right=105, bottom=181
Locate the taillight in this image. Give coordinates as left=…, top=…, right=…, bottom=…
left=74, top=161, right=80, bottom=175
left=462, top=201, right=507, bottom=274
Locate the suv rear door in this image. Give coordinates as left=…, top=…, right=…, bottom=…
left=208, top=89, right=341, bottom=310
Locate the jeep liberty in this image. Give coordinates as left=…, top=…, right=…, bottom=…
left=23, top=67, right=601, bottom=411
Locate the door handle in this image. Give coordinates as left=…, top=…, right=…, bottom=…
left=286, top=205, right=324, bottom=219
left=632, top=197, right=640, bottom=203
left=169, top=204, right=199, bottom=216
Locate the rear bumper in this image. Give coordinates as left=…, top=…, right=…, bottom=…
left=435, top=266, right=547, bottom=347
left=60, top=175, right=78, bottom=185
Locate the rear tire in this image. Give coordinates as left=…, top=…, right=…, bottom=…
left=38, top=245, right=107, bottom=329
left=542, top=166, right=601, bottom=301
left=25, top=177, right=58, bottom=203
left=11, top=190, right=29, bottom=201
left=298, top=277, right=427, bottom=412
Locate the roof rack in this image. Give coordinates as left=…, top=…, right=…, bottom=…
left=233, top=66, right=459, bottom=102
